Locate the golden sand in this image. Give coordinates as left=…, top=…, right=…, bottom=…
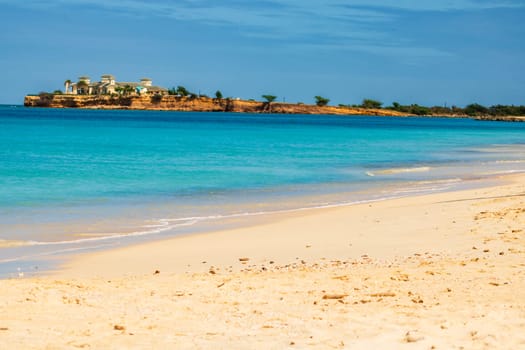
left=2, top=174, right=524, bottom=349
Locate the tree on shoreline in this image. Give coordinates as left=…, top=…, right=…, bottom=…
left=361, top=99, right=382, bottom=109
left=262, top=95, right=277, bottom=113
left=215, top=90, right=223, bottom=100
left=315, top=96, right=330, bottom=106
left=262, top=95, right=277, bottom=103
left=168, top=86, right=191, bottom=97
left=464, top=103, right=489, bottom=116
left=176, top=86, right=190, bottom=97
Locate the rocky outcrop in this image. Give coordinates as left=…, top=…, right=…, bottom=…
left=23, top=94, right=410, bottom=117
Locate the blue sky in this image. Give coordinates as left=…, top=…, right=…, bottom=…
left=1, top=0, right=524, bottom=106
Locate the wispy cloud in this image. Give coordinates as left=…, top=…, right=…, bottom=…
left=4, top=0, right=523, bottom=29
left=2, top=0, right=523, bottom=59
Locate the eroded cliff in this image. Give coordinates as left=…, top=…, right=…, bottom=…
left=24, top=94, right=409, bottom=117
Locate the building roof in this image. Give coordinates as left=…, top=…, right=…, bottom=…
left=116, top=82, right=140, bottom=87
left=68, top=75, right=167, bottom=92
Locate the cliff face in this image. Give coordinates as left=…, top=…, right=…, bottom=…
left=24, top=95, right=409, bottom=117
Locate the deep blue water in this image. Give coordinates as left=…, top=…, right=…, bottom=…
left=1, top=106, right=524, bottom=275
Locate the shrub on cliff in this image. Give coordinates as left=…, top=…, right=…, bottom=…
left=361, top=99, right=382, bottom=109
left=408, top=104, right=431, bottom=116
left=177, top=86, right=190, bottom=97
left=315, top=96, right=330, bottom=106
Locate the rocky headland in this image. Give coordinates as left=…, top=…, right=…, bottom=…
left=23, top=94, right=411, bottom=117
left=24, top=94, right=525, bottom=121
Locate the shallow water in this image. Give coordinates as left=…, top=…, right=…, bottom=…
left=1, top=106, right=524, bottom=276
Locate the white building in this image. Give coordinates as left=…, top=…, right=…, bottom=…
left=65, top=75, right=167, bottom=95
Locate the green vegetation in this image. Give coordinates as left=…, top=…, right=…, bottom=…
left=177, top=86, right=190, bottom=96
left=114, top=85, right=134, bottom=96
left=123, top=85, right=134, bottom=96
left=485, top=104, right=525, bottom=116
left=464, top=103, right=488, bottom=116
left=361, top=99, right=382, bottom=109
left=262, top=95, right=277, bottom=103
left=41, top=81, right=525, bottom=117
left=314, top=96, right=330, bottom=106
left=386, top=102, right=525, bottom=117
left=261, top=95, right=277, bottom=113
left=168, top=86, right=192, bottom=97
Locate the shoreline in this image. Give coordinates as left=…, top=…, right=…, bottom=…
left=21, top=95, right=525, bottom=122
left=24, top=94, right=407, bottom=117
left=55, top=173, right=522, bottom=278
left=2, top=173, right=524, bottom=347
left=0, top=171, right=505, bottom=278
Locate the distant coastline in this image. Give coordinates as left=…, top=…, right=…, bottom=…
left=23, top=94, right=409, bottom=117
left=23, top=94, right=525, bottom=122
left=22, top=74, right=525, bottom=121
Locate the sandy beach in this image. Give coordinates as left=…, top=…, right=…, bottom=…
left=2, top=174, right=525, bottom=349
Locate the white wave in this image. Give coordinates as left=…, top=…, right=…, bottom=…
left=367, top=166, right=431, bottom=176
left=0, top=175, right=476, bottom=251
left=15, top=219, right=198, bottom=247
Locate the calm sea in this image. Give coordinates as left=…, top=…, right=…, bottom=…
left=1, top=106, right=524, bottom=276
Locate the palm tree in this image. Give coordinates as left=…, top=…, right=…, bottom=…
left=64, top=79, right=72, bottom=94
left=123, top=85, right=134, bottom=96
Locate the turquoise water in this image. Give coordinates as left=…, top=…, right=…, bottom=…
left=1, top=106, right=524, bottom=276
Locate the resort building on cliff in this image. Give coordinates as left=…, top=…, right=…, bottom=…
left=64, top=75, right=168, bottom=95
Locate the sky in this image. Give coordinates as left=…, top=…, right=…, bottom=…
left=0, top=0, right=524, bottom=106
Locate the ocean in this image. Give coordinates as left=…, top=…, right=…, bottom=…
left=1, top=106, right=524, bottom=276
